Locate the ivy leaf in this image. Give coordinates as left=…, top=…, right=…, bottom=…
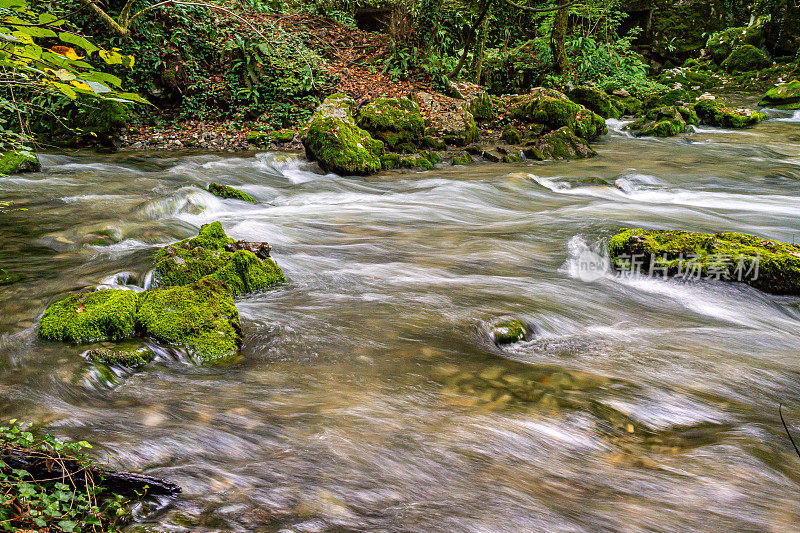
left=58, top=519, right=77, bottom=532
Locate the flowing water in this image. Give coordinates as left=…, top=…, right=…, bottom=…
left=2, top=110, right=800, bottom=532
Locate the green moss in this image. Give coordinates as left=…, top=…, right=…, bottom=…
left=502, top=152, right=523, bottom=163
left=85, top=345, right=155, bottom=368
left=0, top=150, right=40, bottom=175
left=491, top=319, right=527, bottom=344
left=760, top=80, right=800, bottom=109
left=381, top=152, right=402, bottom=169
left=153, top=222, right=284, bottom=296
left=722, top=44, right=770, bottom=73
left=500, top=124, right=521, bottom=144
left=39, top=289, right=138, bottom=343
left=246, top=132, right=270, bottom=145
left=628, top=106, right=688, bottom=137
left=136, top=279, right=241, bottom=362
left=356, top=97, right=425, bottom=151
left=573, top=109, right=607, bottom=141
left=207, top=183, right=257, bottom=203
left=694, top=100, right=766, bottom=128
left=510, top=88, right=580, bottom=129
left=269, top=129, right=295, bottom=143
left=468, top=92, right=493, bottom=121
left=609, top=95, right=643, bottom=116
left=568, top=86, right=621, bottom=119
left=608, top=228, right=800, bottom=296
left=451, top=153, right=473, bottom=165
left=303, top=95, right=383, bottom=175
left=422, top=136, right=446, bottom=150
left=399, top=154, right=433, bottom=171
left=707, top=23, right=766, bottom=64
left=524, top=127, right=596, bottom=160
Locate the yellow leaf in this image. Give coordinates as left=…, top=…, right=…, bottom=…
left=50, top=45, right=83, bottom=60
left=69, top=80, right=91, bottom=92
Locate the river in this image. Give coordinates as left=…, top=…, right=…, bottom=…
left=1, top=109, right=800, bottom=532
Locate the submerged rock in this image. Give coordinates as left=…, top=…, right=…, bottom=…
left=608, top=228, right=800, bottom=296
left=85, top=344, right=156, bottom=368
left=760, top=80, right=800, bottom=110
left=356, top=97, right=425, bottom=152
left=39, top=289, right=138, bottom=343
left=207, top=183, right=257, bottom=204
left=490, top=318, right=528, bottom=344
left=302, top=94, right=384, bottom=175
left=693, top=100, right=766, bottom=128
left=0, top=150, right=40, bottom=175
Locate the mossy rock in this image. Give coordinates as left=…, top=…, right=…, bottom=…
left=303, top=95, right=383, bottom=175
left=510, top=88, right=581, bottom=130
left=608, top=228, right=800, bottom=296
left=451, top=153, right=473, bottom=165
left=356, top=97, right=425, bottom=152
left=524, top=127, right=596, bottom=160
left=573, top=109, right=607, bottom=141
left=693, top=100, right=766, bottom=128
left=269, top=129, right=295, bottom=143
left=136, top=279, right=241, bottom=362
left=399, top=154, right=433, bottom=171
left=39, top=289, right=138, bottom=343
left=706, top=22, right=766, bottom=64
left=422, top=136, right=446, bottom=150
left=491, top=318, right=528, bottom=344
left=381, top=152, right=402, bottom=170
left=722, top=44, right=770, bottom=73
left=468, top=92, right=493, bottom=122
left=153, top=222, right=284, bottom=296
left=0, top=150, right=40, bottom=175
left=85, top=344, right=156, bottom=368
left=208, top=183, right=257, bottom=203
left=759, top=80, right=800, bottom=110
left=246, top=132, right=270, bottom=145
left=568, top=86, right=621, bottom=119
left=501, top=125, right=521, bottom=144
left=609, top=95, right=643, bottom=116
left=628, top=106, right=689, bottom=137
left=442, top=108, right=480, bottom=147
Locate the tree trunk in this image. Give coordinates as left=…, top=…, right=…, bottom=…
left=448, top=0, right=493, bottom=79
left=550, top=4, right=570, bottom=75
left=474, top=16, right=488, bottom=84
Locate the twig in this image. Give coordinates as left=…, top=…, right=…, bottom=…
left=779, top=403, right=800, bottom=459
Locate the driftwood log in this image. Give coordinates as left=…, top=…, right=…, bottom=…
left=1, top=447, right=181, bottom=497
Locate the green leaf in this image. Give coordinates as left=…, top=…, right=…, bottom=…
left=58, top=519, right=77, bottom=532
left=58, top=31, right=98, bottom=54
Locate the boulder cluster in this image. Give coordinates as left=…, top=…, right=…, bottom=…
left=39, top=222, right=284, bottom=362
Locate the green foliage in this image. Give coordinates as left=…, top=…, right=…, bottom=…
left=0, top=420, right=133, bottom=532
left=0, top=0, right=144, bottom=150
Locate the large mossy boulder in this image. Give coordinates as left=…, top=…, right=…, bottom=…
left=568, top=86, right=621, bottom=119
left=442, top=107, right=480, bottom=147
left=0, top=150, right=40, bottom=175
left=524, top=127, right=596, bottom=160
left=721, top=44, right=770, bottom=73
left=356, top=97, right=425, bottom=152
left=693, top=100, right=766, bottom=128
left=136, top=279, right=241, bottom=362
left=302, top=94, right=384, bottom=175
left=510, top=88, right=581, bottom=130
left=608, top=229, right=800, bottom=296
left=706, top=22, right=765, bottom=64
left=467, top=92, right=493, bottom=122
left=760, top=80, right=800, bottom=110
left=153, top=221, right=284, bottom=296
left=627, top=106, right=696, bottom=137
left=508, top=88, right=606, bottom=150
left=39, top=289, right=138, bottom=343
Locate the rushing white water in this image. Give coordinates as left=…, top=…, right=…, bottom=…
left=1, top=115, right=800, bottom=532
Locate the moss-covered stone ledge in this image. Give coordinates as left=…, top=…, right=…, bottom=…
left=760, top=80, right=800, bottom=110
left=356, top=97, right=425, bottom=152
left=0, top=150, right=40, bottom=175
left=39, top=222, right=284, bottom=363
left=608, top=229, right=800, bottom=296
left=694, top=100, right=766, bottom=128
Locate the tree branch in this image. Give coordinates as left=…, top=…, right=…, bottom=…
left=502, top=0, right=578, bottom=13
